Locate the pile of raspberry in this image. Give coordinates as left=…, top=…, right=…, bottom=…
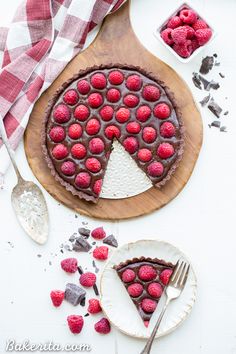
left=161, top=7, right=212, bottom=58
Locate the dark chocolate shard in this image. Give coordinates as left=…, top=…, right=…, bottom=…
left=65, top=283, right=86, bottom=306
left=208, top=98, right=222, bottom=118
left=69, top=233, right=76, bottom=242
left=192, top=72, right=202, bottom=90
left=199, top=94, right=211, bottom=107
left=93, top=283, right=99, bottom=296
left=220, top=126, right=227, bottom=132
left=78, top=227, right=90, bottom=238
left=200, top=56, right=214, bottom=75
left=224, top=111, right=229, bottom=116
left=198, top=75, right=220, bottom=91
left=84, top=313, right=90, bottom=317
left=92, top=260, right=99, bottom=274
left=73, top=236, right=92, bottom=252
left=213, top=53, right=217, bottom=58
left=211, top=121, right=221, bottom=128
left=103, top=234, right=118, bottom=248
left=219, top=72, right=225, bottom=78
left=80, top=297, right=86, bottom=307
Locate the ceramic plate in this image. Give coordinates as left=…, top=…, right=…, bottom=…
left=100, top=239, right=197, bottom=338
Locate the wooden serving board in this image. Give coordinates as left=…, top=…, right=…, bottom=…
left=24, top=0, right=203, bottom=220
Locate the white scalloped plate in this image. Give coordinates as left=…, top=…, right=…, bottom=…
left=100, top=239, right=197, bottom=338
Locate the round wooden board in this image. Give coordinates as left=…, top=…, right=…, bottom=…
left=24, top=0, right=203, bottom=220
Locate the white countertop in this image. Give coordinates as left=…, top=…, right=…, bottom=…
left=0, top=0, right=236, bottom=353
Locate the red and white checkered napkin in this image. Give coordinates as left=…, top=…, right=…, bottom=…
left=0, top=0, right=126, bottom=184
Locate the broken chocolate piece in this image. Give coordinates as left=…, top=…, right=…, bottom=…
left=84, top=313, right=90, bottom=317
left=224, top=111, right=229, bottom=116
left=208, top=98, right=222, bottom=118
left=93, top=283, right=99, bottom=296
left=199, top=75, right=220, bottom=91
left=103, top=234, right=118, bottom=248
left=78, top=227, right=90, bottom=238
left=192, top=72, right=202, bottom=90
left=92, top=260, right=99, bottom=274
left=211, top=121, right=221, bottom=128
left=200, top=56, right=214, bottom=75
left=73, top=236, right=92, bottom=252
left=220, top=126, right=227, bottom=132
left=80, top=297, right=86, bottom=307
left=65, top=283, right=86, bottom=306
left=69, top=233, right=76, bottom=242
left=199, top=94, right=211, bottom=107
left=219, top=72, right=225, bottom=78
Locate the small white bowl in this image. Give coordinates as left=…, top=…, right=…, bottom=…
left=154, top=2, right=216, bottom=63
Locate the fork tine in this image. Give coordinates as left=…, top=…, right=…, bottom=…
left=171, top=260, right=182, bottom=283
left=178, top=263, right=190, bottom=288
left=174, top=261, right=185, bottom=285
left=180, top=264, right=190, bottom=288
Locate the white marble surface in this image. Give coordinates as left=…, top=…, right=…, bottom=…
left=0, top=0, right=236, bottom=353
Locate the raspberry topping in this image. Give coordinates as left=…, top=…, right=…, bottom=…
left=93, top=246, right=109, bottom=260
left=71, top=143, right=86, bottom=159
left=88, top=298, right=102, bottom=314
left=85, top=158, right=101, bottom=173
left=61, top=258, right=78, bottom=273
left=53, top=104, right=70, bottom=123
left=88, top=93, right=103, bottom=108
left=86, top=118, right=101, bottom=135
left=137, top=148, right=152, bottom=162
left=94, top=318, right=111, bottom=334
left=179, top=8, right=197, bottom=24
left=154, top=103, right=171, bottom=119
left=50, top=290, right=64, bottom=307
left=161, top=28, right=174, bottom=46
left=93, top=179, right=102, bottom=195
left=106, top=88, right=121, bottom=102
left=49, top=126, right=65, bottom=142
left=127, top=283, right=144, bottom=297
left=100, top=105, right=114, bottom=121
left=147, top=282, right=163, bottom=298
left=195, top=28, right=212, bottom=46
left=61, top=161, right=76, bottom=175
left=67, top=315, right=84, bottom=334
left=123, top=137, right=139, bottom=154
left=126, top=121, right=141, bottom=134
left=77, top=79, right=90, bottom=94
left=79, top=272, right=96, bottom=287
left=167, top=16, right=182, bottom=29
left=136, top=105, right=151, bottom=122
left=105, top=125, right=120, bottom=139
left=123, top=94, right=139, bottom=107
left=160, top=269, right=173, bottom=285
left=192, top=19, right=208, bottom=31
left=68, top=123, right=82, bottom=139
left=147, top=162, right=164, bottom=177
left=126, top=74, right=142, bottom=91
left=63, top=89, right=78, bottom=105
left=74, top=104, right=90, bottom=121
left=108, top=70, right=124, bottom=85
left=52, top=144, right=68, bottom=159
left=75, top=172, right=91, bottom=188
left=122, top=269, right=136, bottom=283
left=157, top=143, right=174, bottom=159
left=142, top=127, right=157, bottom=143
left=142, top=85, right=160, bottom=101
left=91, top=73, right=107, bottom=89
left=141, top=298, right=157, bottom=313
left=138, top=265, right=157, bottom=281
left=89, top=138, right=105, bottom=154
left=116, top=107, right=130, bottom=123
left=91, top=227, right=106, bottom=240
left=160, top=122, right=176, bottom=138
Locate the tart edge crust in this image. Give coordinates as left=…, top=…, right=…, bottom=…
left=113, top=256, right=175, bottom=271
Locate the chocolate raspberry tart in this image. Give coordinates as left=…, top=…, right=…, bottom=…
left=114, top=257, right=175, bottom=325
left=42, top=65, right=184, bottom=203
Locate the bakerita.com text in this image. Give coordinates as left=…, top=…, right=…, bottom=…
left=5, top=340, right=91, bottom=352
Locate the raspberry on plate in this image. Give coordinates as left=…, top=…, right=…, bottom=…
left=94, top=318, right=111, bottom=334
left=116, top=107, right=130, bottom=123
left=49, top=126, right=65, bottom=143
left=85, top=158, right=101, bottom=173
left=147, top=162, right=164, bottom=177
left=100, top=105, right=114, bottom=121
left=75, top=172, right=91, bottom=188
left=179, top=8, right=197, bottom=24
left=136, top=105, right=151, bottom=122
left=123, top=94, right=139, bottom=107
left=106, top=88, right=121, bottom=102
left=86, top=118, right=101, bottom=135
left=61, top=258, right=78, bottom=273
left=138, top=265, right=157, bottom=281
left=142, top=127, right=157, bottom=143
left=50, top=290, right=64, bottom=307
left=63, top=89, right=79, bottom=105
left=160, top=122, right=176, bottom=138
left=171, top=26, right=188, bottom=44
left=108, top=70, right=124, bottom=85
left=89, top=138, right=105, bottom=154
left=160, top=269, right=173, bottom=285
left=91, top=73, right=107, bottom=89
left=126, top=74, right=142, bottom=91
left=137, top=148, right=152, bottom=162
left=93, top=246, right=109, bottom=260
left=104, top=125, right=121, bottom=140
left=91, top=227, right=106, bottom=240
left=52, top=144, right=68, bottom=160
left=79, top=272, right=96, bottom=287
left=123, top=137, right=139, bottom=154
left=71, top=143, right=86, bottom=159
left=161, top=28, right=174, bottom=46
left=93, top=179, right=102, bottom=195
left=88, top=298, right=102, bottom=314
left=74, top=104, right=90, bottom=121
left=68, top=123, right=82, bottom=139
left=192, top=19, right=208, bottom=31
left=167, top=15, right=182, bottom=29
left=157, top=143, right=174, bottom=159
left=141, top=298, right=157, bottom=313
left=147, top=283, right=163, bottom=298
left=53, top=104, right=70, bottom=123
left=142, top=85, right=160, bottom=101
left=88, top=92, right=103, bottom=108
left=77, top=79, right=90, bottom=94
left=195, top=28, right=212, bottom=46
left=67, top=315, right=84, bottom=334
left=121, top=269, right=136, bottom=283
left=154, top=103, right=171, bottom=119
left=127, top=283, right=143, bottom=297
left=61, top=161, right=76, bottom=176
left=126, top=121, right=141, bottom=134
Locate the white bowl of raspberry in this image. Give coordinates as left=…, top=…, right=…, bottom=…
left=154, top=3, right=216, bottom=63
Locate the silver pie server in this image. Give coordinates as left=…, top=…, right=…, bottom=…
left=0, top=115, right=49, bottom=244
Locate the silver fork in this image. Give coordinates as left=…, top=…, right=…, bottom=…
left=140, top=260, right=190, bottom=354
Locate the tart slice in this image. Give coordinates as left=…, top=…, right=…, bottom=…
left=114, top=257, right=175, bottom=326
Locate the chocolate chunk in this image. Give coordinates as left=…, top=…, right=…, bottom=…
left=192, top=72, right=202, bottom=90
left=224, top=111, right=229, bottom=116
left=84, top=313, right=90, bottom=317
left=200, top=56, right=214, bottom=75
left=214, top=61, right=220, bottom=66
left=80, top=297, right=86, bottom=307
left=93, top=283, right=99, bottom=296
left=211, top=121, right=221, bottom=128
left=65, top=283, right=86, bottom=306
left=92, top=260, right=99, bottom=274
left=69, top=233, right=76, bottom=242
left=198, top=75, right=220, bottom=91
left=220, top=126, right=227, bottom=132
left=199, top=94, right=211, bottom=107
left=92, top=241, right=96, bottom=246
left=208, top=98, right=222, bottom=118
left=78, top=227, right=90, bottom=238
left=219, top=72, right=225, bottom=78
left=77, top=265, right=83, bottom=275
left=213, top=53, right=217, bottom=58
left=103, top=234, right=118, bottom=248
left=73, top=236, right=92, bottom=252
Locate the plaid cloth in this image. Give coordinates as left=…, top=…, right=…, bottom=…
left=0, top=0, right=126, bottom=184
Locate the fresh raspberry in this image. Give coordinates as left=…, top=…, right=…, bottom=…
left=88, top=93, right=103, bottom=108
left=67, top=315, right=84, bottom=334
left=171, top=26, right=188, bottom=44
left=68, top=123, right=82, bottom=139
left=161, top=28, right=174, bottom=45
left=94, top=318, right=111, bottom=334
left=126, top=74, right=142, bottom=91
left=86, top=118, right=101, bottom=135
left=108, top=70, right=124, bottom=85
left=61, top=258, right=78, bottom=273
left=89, top=138, right=105, bottom=154
left=157, top=143, right=174, bottom=159
left=126, top=121, right=141, bottom=134
left=71, top=143, right=86, bottom=159
left=147, top=162, right=164, bottom=177
left=142, top=85, right=160, bottom=101
left=179, top=8, right=197, bottom=24
left=61, top=161, right=76, bottom=176
left=91, top=73, right=107, bottom=89
left=160, top=122, right=176, bottom=137
left=192, top=19, right=208, bottom=31
left=93, top=246, right=109, bottom=260
left=88, top=299, right=102, bottom=314
left=142, top=127, right=157, bottom=143
left=52, top=144, right=68, bottom=159
left=77, top=79, right=90, bottom=94
left=136, top=105, right=151, bottom=122
left=74, top=104, right=90, bottom=121
left=91, top=227, right=106, bottom=240
left=105, top=125, right=121, bottom=140
left=191, top=38, right=200, bottom=52
left=195, top=28, right=212, bottom=46
left=167, top=15, right=182, bottom=29
left=106, top=88, right=121, bottom=103
left=173, top=40, right=193, bottom=58
left=100, top=105, right=114, bottom=121
left=138, top=265, right=157, bottom=281
left=63, top=89, right=79, bottom=105
left=50, top=290, right=64, bottom=307
left=121, top=269, right=136, bottom=283
left=79, top=272, right=96, bottom=287
left=53, top=104, right=70, bottom=123
left=154, top=103, right=171, bottom=119
left=85, top=158, right=101, bottom=173
left=116, top=107, right=130, bottom=123
left=147, top=283, right=163, bottom=298
left=141, top=298, right=157, bottom=313
left=137, top=149, right=152, bottom=162
left=93, top=179, right=102, bottom=195
left=123, top=137, right=138, bottom=154
left=123, top=94, right=139, bottom=107
left=183, top=25, right=195, bottom=39
left=49, top=126, right=65, bottom=142
left=127, top=283, right=144, bottom=297
left=75, top=172, right=91, bottom=188
left=160, top=269, right=173, bottom=285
